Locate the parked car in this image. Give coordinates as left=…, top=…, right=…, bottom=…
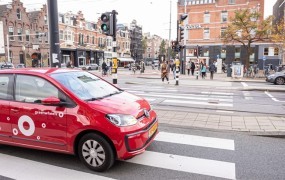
left=0, top=68, right=158, bottom=172
left=266, top=70, right=285, bottom=85
left=82, top=64, right=99, bottom=70
left=0, top=62, right=14, bottom=69
left=16, top=64, right=26, bottom=68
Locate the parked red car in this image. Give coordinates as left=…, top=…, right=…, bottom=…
left=0, top=68, right=158, bottom=171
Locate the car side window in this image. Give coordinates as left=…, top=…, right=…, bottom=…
left=0, top=75, right=13, bottom=100
left=15, top=75, right=59, bottom=103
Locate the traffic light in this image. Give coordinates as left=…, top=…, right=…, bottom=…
left=178, top=27, right=184, bottom=42
left=178, top=14, right=188, bottom=42
left=101, top=12, right=111, bottom=35
left=171, top=41, right=177, bottom=50
left=198, top=46, right=203, bottom=57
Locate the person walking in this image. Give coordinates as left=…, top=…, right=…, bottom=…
left=190, top=61, right=195, bottom=76
left=209, top=63, right=216, bottom=80
left=200, top=63, right=207, bottom=79
left=186, top=60, right=191, bottom=75
left=161, top=60, right=169, bottom=84
left=102, top=60, right=108, bottom=76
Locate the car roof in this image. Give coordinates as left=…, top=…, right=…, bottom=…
left=0, top=68, right=81, bottom=75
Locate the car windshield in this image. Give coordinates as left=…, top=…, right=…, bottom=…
left=51, top=71, right=122, bottom=101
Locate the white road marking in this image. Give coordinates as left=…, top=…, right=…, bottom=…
left=136, top=93, right=233, bottom=103
left=126, top=151, right=236, bottom=180
left=264, top=91, right=283, bottom=102
left=155, top=132, right=235, bottom=150
left=241, top=82, right=248, bottom=87
left=145, top=98, right=156, bottom=102
left=242, top=91, right=253, bottom=100
left=0, top=154, right=115, bottom=180
left=202, top=92, right=234, bottom=95
left=163, top=99, right=233, bottom=107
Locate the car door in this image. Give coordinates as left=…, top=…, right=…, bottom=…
left=10, top=74, right=68, bottom=151
left=0, top=74, right=13, bottom=142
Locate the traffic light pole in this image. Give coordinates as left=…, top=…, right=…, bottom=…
left=111, top=10, right=118, bottom=84
left=47, top=0, right=61, bottom=67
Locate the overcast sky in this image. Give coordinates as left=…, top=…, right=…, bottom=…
left=0, top=0, right=278, bottom=39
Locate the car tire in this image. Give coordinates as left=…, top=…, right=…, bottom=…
left=275, top=77, right=285, bottom=85
left=78, top=133, right=115, bottom=172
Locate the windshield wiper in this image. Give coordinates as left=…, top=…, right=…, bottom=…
left=85, top=91, right=123, bottom=101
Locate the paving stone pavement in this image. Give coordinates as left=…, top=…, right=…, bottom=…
left=155, top=109, right=285, bottom=135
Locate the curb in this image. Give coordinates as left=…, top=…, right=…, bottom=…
left=160, top=123, right=285, bottom=136
left=242, top=87, right=285, bottom=92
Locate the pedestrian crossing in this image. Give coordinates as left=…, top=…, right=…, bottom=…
left=0, top=131, right=236, bottom=180
left=122, top=87, right=234, bottom=108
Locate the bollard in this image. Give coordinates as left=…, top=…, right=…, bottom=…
left=175, top=66, right=179, bottom=85
left=112, top=68, right=117, bottom=84
left=195, top=71, right=199, bottom=80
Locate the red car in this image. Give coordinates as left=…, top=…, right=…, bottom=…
left=0, top=68, right=158, bottom=171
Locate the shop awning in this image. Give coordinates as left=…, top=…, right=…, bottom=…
left=118, top=57, right=135, bottom=62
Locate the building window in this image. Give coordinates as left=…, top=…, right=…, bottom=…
left=221, top=11, right=228, bottom=23
left=87, top=35, right=89, bottom=44
left=18, top=28, right=23, bottom=41
left=204, top=13, right=210, bottom=24
left=228, top=0, right=235, bottom=4
left=25, top=30, right=30, bottom=42
left=44, top=15, right=48, bottom=25
left=203, top=28, right=210, bottom=39
left=220, top=28, right=226, bottom=38
left=17, top=9, right=21, bottom=20
left=45, top=32, right=49, bottom=43
left=274, top=47, right=279, bottom=56
left=59, top=30, right=63, bottom=40
left=92, top=36, right=95, bottom=44
left=9, top=27, right=14, bottom=40
left=221, top=48, right=226, bottom=58
left=235, top=47, right=241, bottom=58
left=264, top=48, right=268, bottom=56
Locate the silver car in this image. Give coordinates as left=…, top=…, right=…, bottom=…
left=266, top=70, right=285, bottom=85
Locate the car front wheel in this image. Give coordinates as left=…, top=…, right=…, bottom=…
left=78, top=133, right=115, bottom=172
left=275, top=77, right=285, bottom=85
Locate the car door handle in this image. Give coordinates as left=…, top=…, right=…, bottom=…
left=11, top=108, right=19, bottom=112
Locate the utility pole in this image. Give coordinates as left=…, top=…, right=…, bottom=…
left=168, top=0, right=172, bottom=61
left=47, top=0, right=61, bottom=67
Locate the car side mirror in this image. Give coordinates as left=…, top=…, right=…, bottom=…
left=42, top=96, right=61, bottom=106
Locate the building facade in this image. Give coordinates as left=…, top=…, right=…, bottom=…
left=177, top=0, right=281, bottom=69
left=143, top=33, right=169, bottom=60
left=0, top=0, right=49, bottom=66
left=130, top=20, right=143, bottom=62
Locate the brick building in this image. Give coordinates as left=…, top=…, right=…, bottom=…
left=0, top=0, right=49, bottom=66
left=143, top=33, right=169, bottom=61
left=177, top=0, right=281, bottom=69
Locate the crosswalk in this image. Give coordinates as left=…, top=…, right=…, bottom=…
left=0, top=131, right=236, bottom=180
left=122, top=87, right=234, bottom=108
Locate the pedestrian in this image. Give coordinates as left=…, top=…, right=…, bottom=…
left=200, top=63, right=207, bottom=79
left=190, top=61, right=195, bottom=76
left=161, top=60, right=169, bottom=84
left=209, top=63, right=216, bottom=80
left=186, top=60, right=191, bottom=75
left=102, top=60, right=108, bottom=76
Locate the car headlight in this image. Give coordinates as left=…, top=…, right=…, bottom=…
left=268, top=75, right=275, bottom=78
left=106, top=114, right=138, bottom=127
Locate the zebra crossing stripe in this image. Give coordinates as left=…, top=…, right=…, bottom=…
left=163, top=99, right=233, bottom=107
left=0, top=154, right=115, bottom=180
left=155, top=132, right=235, bottom=150
left=126, top=151, right=236, bottom=180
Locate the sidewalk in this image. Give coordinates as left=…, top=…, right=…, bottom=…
left=155, top=109, right=285, bottom=136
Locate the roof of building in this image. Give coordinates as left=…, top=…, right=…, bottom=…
left=28, top=11, right=40, bottom=22
left=0, top=4, right=8, bottom=17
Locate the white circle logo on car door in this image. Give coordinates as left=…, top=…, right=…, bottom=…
left=18, top=115, right=35, bottom=136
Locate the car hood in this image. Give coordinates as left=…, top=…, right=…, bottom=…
left=87, top=91, right=150, bottom=118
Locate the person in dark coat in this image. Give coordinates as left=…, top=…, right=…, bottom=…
left=190, top=61, right=195, bottom=76
left=209, top=63, right=216, bottom=80
left=102, top=61, right=107, bottom=75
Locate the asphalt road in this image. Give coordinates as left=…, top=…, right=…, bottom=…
left=0, top=124, right=285, bottom=180
left=108, top=72, right=285, bottom=117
